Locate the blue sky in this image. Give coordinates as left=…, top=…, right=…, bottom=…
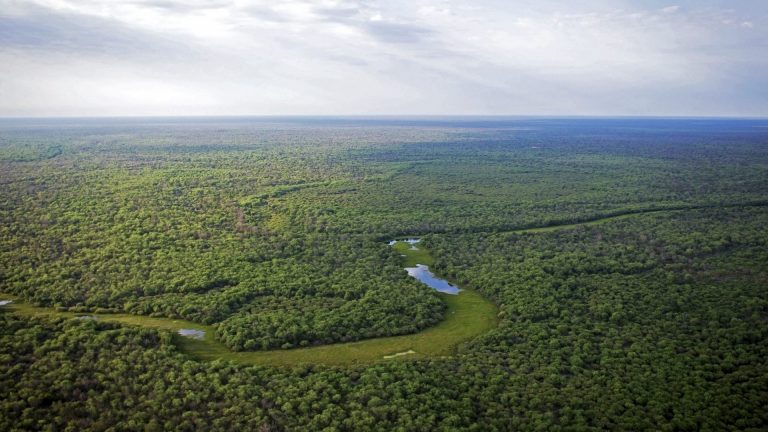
left=0, top=0, right=766, bottom=116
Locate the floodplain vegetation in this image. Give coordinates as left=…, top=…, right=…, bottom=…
left=1, top=117, right=767, bottom=430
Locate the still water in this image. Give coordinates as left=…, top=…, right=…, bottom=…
left=405, top=264, right=461, bottom=295
left=389, top=239, right=461, bottom=295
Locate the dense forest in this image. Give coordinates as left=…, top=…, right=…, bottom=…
left=1, top=117, right=767, bottom=430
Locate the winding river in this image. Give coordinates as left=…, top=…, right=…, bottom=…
left=3, top=202, right=765, bottom=366
left=0, top=239, right=497, bottom=366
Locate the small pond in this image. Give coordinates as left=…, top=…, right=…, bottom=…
left=405, top=264, right=461, bottom=295
left=388, top=238, right=461, bottom=295
left=178, top=329, right=206, bottom=340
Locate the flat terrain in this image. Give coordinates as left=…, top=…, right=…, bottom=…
left=8, top=203, right=765, bottom=366
left=1, top=241, right=497, bottom=366
left=2, top=117, right=767, bottom=431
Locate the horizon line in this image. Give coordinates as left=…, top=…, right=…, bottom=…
left=1, top=114, right=767, bottom=121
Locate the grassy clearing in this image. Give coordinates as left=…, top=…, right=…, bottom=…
left=1, top=285, right=498, bottom=367
left=393, top=240, right=434, bottom=266
left=193, top=288, right=495, bottom=366
left=512, top=214, right=643, bottom=234
left=0, top=297, right=211, bottom=337
left=498, top=202, right=768, bottom=235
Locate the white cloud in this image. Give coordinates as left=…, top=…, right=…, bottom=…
left=0, top=0, right=767, bottom=116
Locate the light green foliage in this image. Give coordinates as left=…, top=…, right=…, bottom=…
left=392, top=240, right=434, bottom=266
left=2, top=118, right=768, bottom=430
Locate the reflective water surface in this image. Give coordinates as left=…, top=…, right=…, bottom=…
left=405, top=264, right=461, bottom=295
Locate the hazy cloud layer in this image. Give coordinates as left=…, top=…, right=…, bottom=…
left=0, top=0, right=766, bottom=116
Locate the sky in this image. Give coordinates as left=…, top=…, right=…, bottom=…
left=0, top=0, right=766, bottom=117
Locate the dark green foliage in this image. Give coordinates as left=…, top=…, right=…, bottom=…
left=1, top=118, right=768, bottom=430
left=431, top=207, right=768, bottom=430
left=216, top=282, right=445, bottom=350
left=0, top=315, right=277, bottom=431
